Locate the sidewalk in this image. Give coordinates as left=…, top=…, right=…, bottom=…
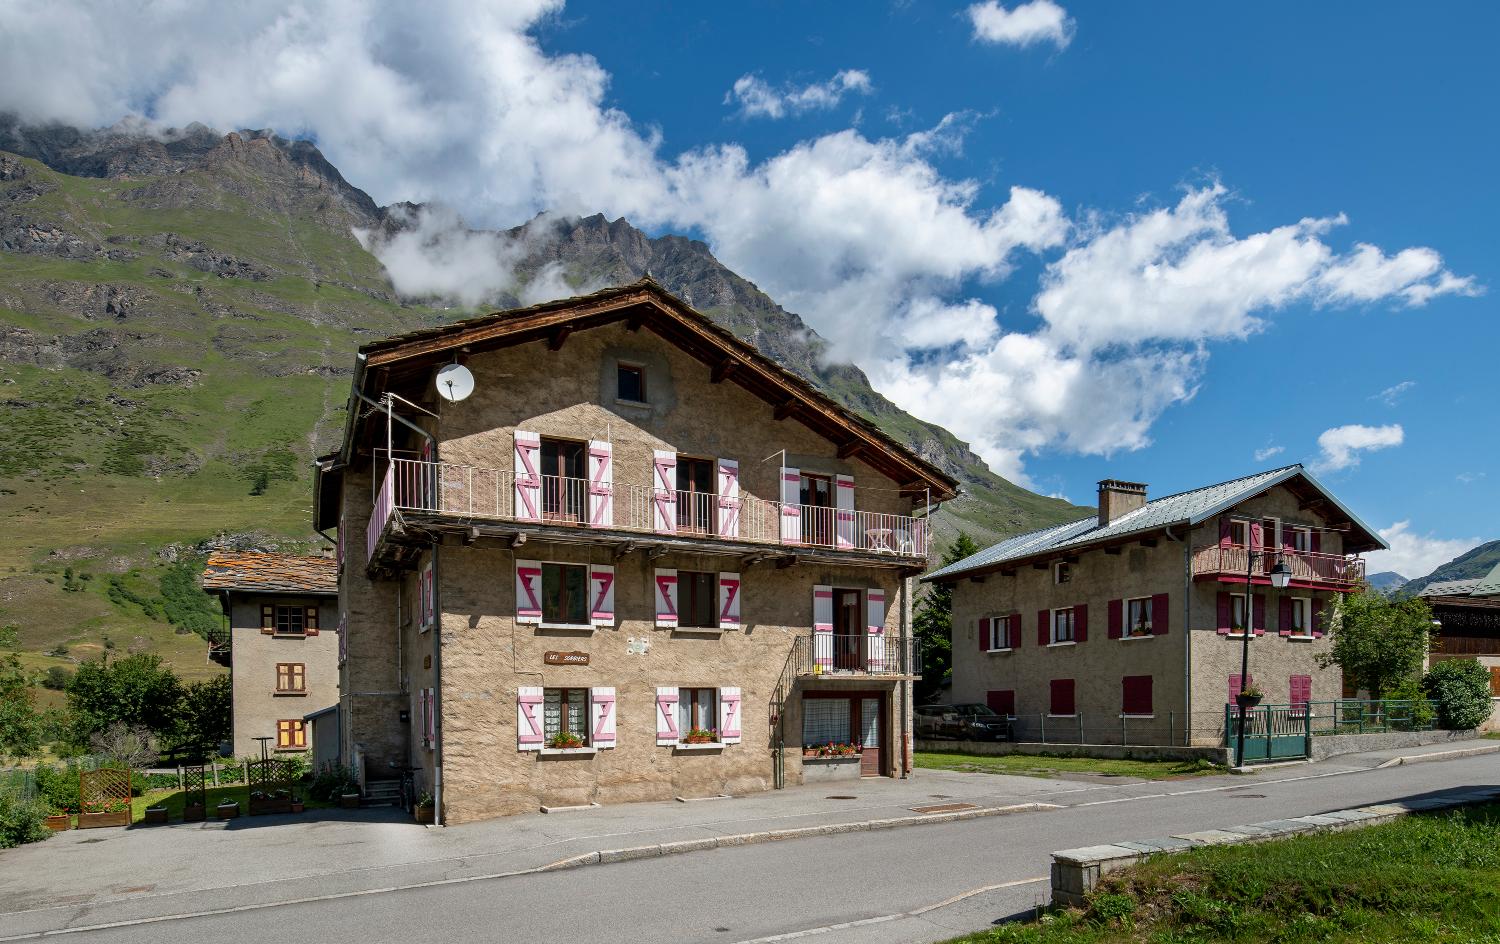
left=0, top=740, right=1492, bottom=933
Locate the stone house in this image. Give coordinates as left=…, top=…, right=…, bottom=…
left=312, top=280, right=957, bottom=824
left=925, top=466, right=1386, bottom=746
left=201, top=552, right=340, bottom=759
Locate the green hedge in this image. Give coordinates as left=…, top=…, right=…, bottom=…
left=1425, top=659, right=1492, bottom=730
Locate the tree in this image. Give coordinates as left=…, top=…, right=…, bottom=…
left=913, top=532, right=981, bottom=702
left=1423, top=659, right=1492, bottom=730
left=0, top=654, right=44, bottom=762
left=172, top=675, right=231, bottom=757
left=1317, top=591, right=1433, bottom=699
left=65, top=653, right=184, bottom=749
left=90, top=721, right=158, bottom=769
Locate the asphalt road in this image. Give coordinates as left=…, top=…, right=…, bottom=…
left=8, top=753, right=1498, bottom=944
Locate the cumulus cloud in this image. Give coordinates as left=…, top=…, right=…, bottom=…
left=1365, top=520, right=1487, bottom=581
left=1371, top=380, right=1415, bottom=406
left=1254, top=445, right=1285, bottom=462
left=726, top=69, right=872, bottom=120
left=966, top=0, right=1074, bottom=49
left=1312, top=424, right=1404, bottom=473
left=0, top=1, right=1477, bottom=485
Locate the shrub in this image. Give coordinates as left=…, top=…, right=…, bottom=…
left=1424, top=659, right=1493, bottom=730
left=1386, top=675, right=1436, bottom=730
left=0, top=789, right=51, bottom=848
left=308, top=764, right=359, bottom=802
left=41, top=666, right=73, bottom=691
left=32, top=764, right=80, bottom=813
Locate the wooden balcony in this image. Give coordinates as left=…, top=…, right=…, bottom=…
left=1191, top=544, right=1365, bottom=591
left=366, top=458, right=931, bottom=570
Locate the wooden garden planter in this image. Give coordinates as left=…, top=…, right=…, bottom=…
left=340, top=793, right=361, bottom=809
left=248, top=796, right=293, bottom=816
left=142, top=807, right=169, bottom=825
left=182, top=802, right=206, bottom=823
left=216, top=801, right=240, bottom=820
left=414, top=804, right=435, bottom=825
left=44, top=814, right=72, bottom=831
left=78, top=811, right=130, bottom=829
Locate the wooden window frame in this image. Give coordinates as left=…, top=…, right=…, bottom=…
left=1054, top=561, right=1072, bottom=585
left=1287, top=596, right=1313, bottom=637
left=539, top=561, right=590, bottom=628
left=275, top=719, right=307, bottom=750
left=677, top=570, right=719, bottom=629
left=1125, top=597, right=1153, bottom=638
left=616, top=362, right=646, bottom=403
left=679, top=687, right=718, bottom=739
left=1051, top=607, right=1076, bottom=644
left=542, top=687, right=591, bottom=746
left=989, top=614, right=1015, bottom=651
left=274, top=662, right=306, bottom=695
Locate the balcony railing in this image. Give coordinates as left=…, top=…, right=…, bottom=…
left=791, top=632, right=917, bottom=677
left=1191, top=544, right=1365, bottom=589
left=370, top=458, right=931, bottom=559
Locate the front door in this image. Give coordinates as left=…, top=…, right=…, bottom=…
left=540, top=438, right=586, bottom=523
left=676, top=458, right=715, bottom=535
left=833, top=589, right=863, bottom=671
left=858, top=697, right=883, bottom=776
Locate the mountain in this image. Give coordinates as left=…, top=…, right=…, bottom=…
left=0, top=118, right=1086, bottom=689
left=1398, top=540, right=1500, bottom=597
left=1364, top=571, right=1408, bottom=596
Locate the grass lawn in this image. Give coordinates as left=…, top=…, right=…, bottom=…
left=130, top=784, right=335, bottom=822
left=944, top=804, right=1500, bottom=944
left=915, top=751, right=1224, bottom=781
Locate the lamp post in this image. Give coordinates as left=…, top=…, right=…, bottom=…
left=1233, top=550, right=1293, bottom=768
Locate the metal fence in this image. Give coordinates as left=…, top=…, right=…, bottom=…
left=920, top=712, right=1232, bottom=747
left=1303, top=699, right=1439, bottom=735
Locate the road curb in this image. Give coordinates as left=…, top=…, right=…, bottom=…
left=539, top=801, right=1058, bottom=872
left=1375, top=743, right=1500, bottom=768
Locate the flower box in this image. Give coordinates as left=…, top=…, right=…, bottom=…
left=78, top=810, right=130, bottom=829
left=248, top=791, right=294, bottom=815
left=414, top=803, right=435, bottom=825
left=182, top=802, right=206, bottom=823
left=340, top=792, right=361, bottom=810
left=44, top=814, right=72, bottom=831
left=802, top=754, right=862, bottom=782
left=290, top=800, right=305, bottom=814
left=216, top=801, right=240, bottom=820
left=142, top=806, right=169, bottom=825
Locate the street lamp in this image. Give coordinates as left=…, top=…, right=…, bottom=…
left=1233, top=552, right=1293, bottom=768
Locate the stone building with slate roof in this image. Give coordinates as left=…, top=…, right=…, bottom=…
left=1420, top=561, right=1500, bottom=730
left=925, top=465, right=1386, bottom=746
left=313, top=281, right=957, bottom=824
left=203, top=552, right=340, bottom=758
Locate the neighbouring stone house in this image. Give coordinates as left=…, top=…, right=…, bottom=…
left=925, top=467, right=1387, bottom=746
left=1420, top=562, right=1500, bottom=731
left=312, top=280, right=958, bottom=824
left=201, top=552, right=340, bottom=759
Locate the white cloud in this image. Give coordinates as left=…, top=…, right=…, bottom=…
left=726, top=69, right=872, bottom=120
left=966, top=0, right=1074, bottom=49
left=1254, top=445, right=1285, bottom=462
left=1371, top=380, right=1415, bottom=406
left=1456, top=471, right=1485, bottom=485
left=0, top=1, right=1477, bottom=486
left=1312, top=423, right=1404, bottom=473
left=1365, top=520, right=1487, bottom=581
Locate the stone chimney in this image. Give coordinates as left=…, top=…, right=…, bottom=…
left=1098, top=480, right=1148, bottom=527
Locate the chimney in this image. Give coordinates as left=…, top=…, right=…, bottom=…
left=1098, top=480, right=1148, bottom=527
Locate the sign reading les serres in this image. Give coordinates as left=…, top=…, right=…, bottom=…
left=544, top=650, right=590, bottom=666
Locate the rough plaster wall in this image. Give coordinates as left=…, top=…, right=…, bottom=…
left=228, top=596, right=338, bottom=759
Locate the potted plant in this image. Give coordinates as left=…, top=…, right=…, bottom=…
left=183, top=799, right=207, bottom=822
left=682, top=727, right=719, bottom=745
left=142, top=805, right=169, bottom=825
left=546, top=731, right=585, bottom=749
left=78, top=798, right=131, bottom=829
left=216, top=799, right=240, bottom=819
left=340, top=790, right=361, bottom=809
left=1236, top=684, right=1264, bottom=709
left=44, top=810, right=72, bottom=831
left=414, top=791, right=434, bottom=825
left=290, top=796, right=305, bottom=814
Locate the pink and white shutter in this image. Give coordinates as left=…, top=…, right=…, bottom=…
left=587, top=440, right=614, bottom=528
left=812, top=585, right=834, bottom=671
left=654, top=568, right=679, bottom=628
left=719, top=687, right=742, bottom=744
left=652, top=450, right=677, bottom=533
left=866, top=589, right=887, bottom=671
left=589, top=564, right=616, bottom=627
left=655, top=687, right=680, bottom=745
left=515, top=559, right=543, bottom=625
left=513, top=430, right=541, bottom=522
left=716, top=459, right=740, bottom=538
left=517, top=686, right=544, bottom=750
left=590, top=687, right=616, bottom=749
left=423, top=687, right=436, bottom=749
left=420, top=562, right=435, bottom=631
left=780, top=467, right=801, bottom=544
left=718, top=572, right=742, bottom=630
left=834, top=474, right=856, bottom=549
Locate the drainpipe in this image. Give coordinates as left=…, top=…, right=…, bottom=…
left=900, top=574, right=911, bottom=778
left=1182, top=532, right=1193, bottom=746
left=353, top=387, right=444, bottom=825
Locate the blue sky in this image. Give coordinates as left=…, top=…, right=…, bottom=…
left=2, top=1, right=1493, bottom=576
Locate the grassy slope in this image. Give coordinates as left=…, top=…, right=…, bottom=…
left=1399, top=539, right=1500, bottom=596
left=946, top=804, right=1500, bottom=944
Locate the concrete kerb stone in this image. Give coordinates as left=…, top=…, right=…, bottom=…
left=1049, top=789, right=1500, bottom=907
left=1375, top=745, right=1500, bottom=769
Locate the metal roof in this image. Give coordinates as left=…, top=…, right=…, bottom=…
left=202, top=552, right=338, bottom=594
left=1419, top=578, right=1484, bottom=598
left=924, top=463, right=1386, bottom=583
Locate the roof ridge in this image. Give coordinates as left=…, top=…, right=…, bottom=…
left=1132, top=463, right=1302, bottom=508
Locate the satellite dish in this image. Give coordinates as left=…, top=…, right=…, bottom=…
left=435, top=363, right=475, bottom=402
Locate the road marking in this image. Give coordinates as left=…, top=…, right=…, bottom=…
left=729, top=877, right=1048, bottom=943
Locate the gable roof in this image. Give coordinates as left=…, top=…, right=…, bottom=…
left=1420, top=560, right=1500, bottom=599
left=338, top=279, right=957, bottom=501
left=202, top=552, right=338, bottom=594
left=924, top=463, right=1386, bottom=583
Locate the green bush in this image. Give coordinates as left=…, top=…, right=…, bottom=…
left=0, top=789, right=52, bottom=848
left=1386, top=675, right=1436, bottom=730
left=1425, top=659, right=1493, bottom=730
left=32, top=763, right=81, bottom=813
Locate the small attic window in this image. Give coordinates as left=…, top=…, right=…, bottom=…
left=1054, top=561, right=1072, bottom=585
left=617, top=363, right=646, bottom=403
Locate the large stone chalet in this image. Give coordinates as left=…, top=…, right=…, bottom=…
left=925, top=466, right=1387, bottom=745
left=312, top=280, right=958, bottom=824
left=201, top=552, right=340, bottom=759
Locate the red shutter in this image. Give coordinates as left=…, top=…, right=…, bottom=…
left=1290, top=674, right=1312, bottom=707
left=1229, top=674, right=1254, bottom=702
left=1278, top=597, right=1294, bottom=636
left=1050, top=679, right=1075, bottom=716
left=1038, top=610, right=1049, bottom=646
left=978, top=617, right=990, bottom=652
left=1151, top=593, right=1169, bottom=635
left=1310, top=530, right=1322, bottom=554
left=1107, top=599, right=1123, bottom=640
left=1252, top=593, right=1266, bottom=635
left=1010, top=614, right=1022, bottom=649
left=1074, top=604, right=1088, bottom=642
left=986, top=690, right=1015, bottom=716
left=1250, top=520, right=1263, bottom=551
left=1122, top=675, right=1153, bottom=714
left=1219, top=517, right=1233, bottom=548
left=1216, top=592, right=1232, bottom=635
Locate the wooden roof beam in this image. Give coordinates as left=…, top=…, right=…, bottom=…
left=837, top=439, right=863, bottom=460
left=711, top=358, right=739, bottom=384
left=773, top=399, right=798, bottom=421
left=547, top=325, right=573, bottom=351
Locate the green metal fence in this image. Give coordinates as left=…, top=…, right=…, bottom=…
left=1224, top=704, right=1312, bottom=761
left=1304, top=699, right=1438, bottom=735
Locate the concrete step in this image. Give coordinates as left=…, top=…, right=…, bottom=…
left=363, top=780, right=403, bottom=807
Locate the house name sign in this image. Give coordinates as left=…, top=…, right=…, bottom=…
left=544, top=650, right=590, bottom=666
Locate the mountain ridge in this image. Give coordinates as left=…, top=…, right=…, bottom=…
left=1398, top=540, right=1500, bottom=597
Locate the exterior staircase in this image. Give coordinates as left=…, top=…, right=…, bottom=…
left=363, top=779, right=403, bottom=808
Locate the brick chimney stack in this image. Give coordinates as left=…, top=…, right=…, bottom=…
left=1098, top=480, right=1148, bottom=527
